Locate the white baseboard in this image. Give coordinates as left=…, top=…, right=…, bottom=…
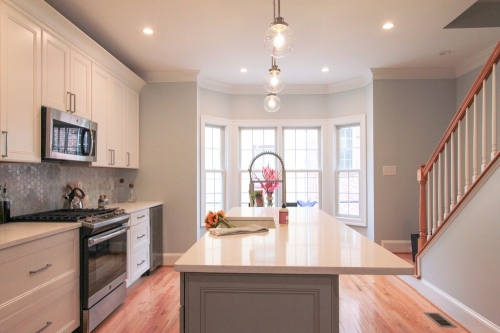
left=381, top=240, right=411, bottom=253
left=162, top=253, right=183, bottom=266
left=399, top=275, right=500, bottom=333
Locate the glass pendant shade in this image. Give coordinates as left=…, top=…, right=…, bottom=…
left=263, top=68, right=285, bottom=93
left=264, top=93, right=281, bottom=112
left=264, top=23, right=294, bottom=58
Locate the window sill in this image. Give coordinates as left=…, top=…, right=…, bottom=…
left=335, top=216, right=366, bottom=227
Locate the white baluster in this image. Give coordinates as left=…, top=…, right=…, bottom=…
left=457, top=119, right=463, bottom=202
left=437, top=155, right=443, bottom=227
left=493, top=63, right=497, bottom=159
left=482, top=80, right=487, bottom=172
left=444, top=144, right=449, bottom=218
left=432, top=163, right=437, bottom=234
left=450, top=132, right=456, bottom=210
left=427, top=170, right=432, bottom=239
left=473, top=94, right=478, bottom=182
left=465, top=108, right=470, bottom=192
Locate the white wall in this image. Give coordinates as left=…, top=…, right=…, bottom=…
left=420, top=161, right=500, bottom=330
left=372, top=79, right=457, bottom=244
left=135, top=82, right=199, bottom=254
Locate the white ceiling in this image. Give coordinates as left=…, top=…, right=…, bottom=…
left=43, top=0, right=500, bottom=91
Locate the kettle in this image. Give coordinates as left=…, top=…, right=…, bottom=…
left=63, top=187, right=85, bottom=209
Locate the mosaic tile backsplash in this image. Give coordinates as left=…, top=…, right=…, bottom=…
left=0, top=162, right=122, bottom=216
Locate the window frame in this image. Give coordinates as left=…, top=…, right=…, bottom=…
left=201, top=119, right=228, bottom=227
left=331, top=115, right=367, bottom=227
left=282, top=127, right=322, bottom=208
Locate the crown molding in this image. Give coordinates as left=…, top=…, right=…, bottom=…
left=371, top=67, right=456, bottom=80
left=139, top=70, right=200, bottom=83
left=455, top=44, right=496, bottom=78
left=327, top=73, right=372, bottom=94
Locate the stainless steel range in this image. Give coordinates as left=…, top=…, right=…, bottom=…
left=11, top=208, right=130, bottom=333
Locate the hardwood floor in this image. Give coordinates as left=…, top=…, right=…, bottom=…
left=94, top=266, right=469, bottom=333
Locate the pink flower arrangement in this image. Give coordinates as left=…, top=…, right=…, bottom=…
left=253, top=165, right=281, bottom=195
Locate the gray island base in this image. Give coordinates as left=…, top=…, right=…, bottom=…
left=181, top=272, right=339, bottom=333
left=175, top=207, right=414, bottom=333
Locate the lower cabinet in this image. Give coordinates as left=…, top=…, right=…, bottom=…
left=180, top=272, right=339, bottom=333
left=0, top=228, right=80, bottom=333
left=126, top=208, right=150, bottom=287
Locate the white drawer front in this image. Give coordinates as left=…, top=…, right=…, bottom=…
left=0, top=229, right=79, bottom=319
left=130, top=245, right=150, bottom=284
left=130, top=221, right=150, bottom=253
left=130, top=209, right=149, bottom=226
left=1, top=278, right=79, bottom=333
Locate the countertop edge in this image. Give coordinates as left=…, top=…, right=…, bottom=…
left=173, top=264, right=414, bottom=276
left=0, top=222, right=81, bottom=250
left=111, top=201, right=163, bottom=213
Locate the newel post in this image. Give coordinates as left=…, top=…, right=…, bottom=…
left=417, top=164, right=428, bottom=252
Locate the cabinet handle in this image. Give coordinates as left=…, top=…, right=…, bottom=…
left=112, top=150, right=115, bottom=165
left=72, top=93, right=76, bottom=113
left=127, top=152, right=130, bottom=166
left=108, top=149, right=112, bottom=165
left=137, top=234, right=146, bottom=239
left=33, top=321, right=53, bottom=333
left=1, top=131, right=8, bottom=158
left=137, top=259, right=145, bottom=266
left=137, top=215, right=146, bottom=219
left=67, top=92, right=71, bottom=112
left=30, top=264, right=52, bottom=275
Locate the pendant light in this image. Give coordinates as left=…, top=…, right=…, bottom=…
left=264, top=0, right=294, bottom=58
left=264, top=93, right=281, bottom=112
left=263, top=58, right=285, bottom=93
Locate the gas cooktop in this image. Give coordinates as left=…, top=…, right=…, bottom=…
left=9, top=208, right=117, bottom=222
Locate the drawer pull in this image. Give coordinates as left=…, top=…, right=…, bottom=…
left=137, top=215, right=146, bottom=219
left=137, top=234, right=146, bottom=239
left=30, top=264, right=52, bottom=275
left=33, top=321, right=52, bottom=333
left=137, top=259, right=146, bottom=266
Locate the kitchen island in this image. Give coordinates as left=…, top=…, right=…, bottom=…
left=175, top=207, right=414, bottom=333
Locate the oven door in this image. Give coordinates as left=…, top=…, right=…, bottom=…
left=82, top=224, right=128, bottom=309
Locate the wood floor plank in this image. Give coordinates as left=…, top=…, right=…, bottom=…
left=93, top=266, right=470, bottom=333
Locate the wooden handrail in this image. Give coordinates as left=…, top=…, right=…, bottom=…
left=423, top=40, right=500, bottom=176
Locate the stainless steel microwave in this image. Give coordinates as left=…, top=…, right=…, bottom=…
left=42, top=106, right=97, bottom=163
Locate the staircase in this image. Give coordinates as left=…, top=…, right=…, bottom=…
left=415, top=40, right=500, bottom=274
left=406, top=40, right=500, bottom=333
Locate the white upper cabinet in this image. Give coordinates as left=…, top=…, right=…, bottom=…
left=70, top=49, right=92, bottom=119
left=124, top=88, right=139, bottom=168
left=108, top=77, right=126, bottom=167
left=91, top=63, right=111, bottom=167
left=0, top=3, right=41, bottom=163
left=42, top=31, right=92, bottom=119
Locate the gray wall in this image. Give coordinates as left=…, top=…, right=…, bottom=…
left=456, top=67, right=482, bottom=110
left=421, top=162, right=500, bottom=328
left=327, top=86, right=368, bottom=119
left=373, top=79, right=457, bottom=244
left=134, top=82, right=199, bottom=254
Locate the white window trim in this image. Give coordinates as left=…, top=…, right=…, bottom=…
left=200, top=115, right=367, bottom=228
left=330, top=114, right=367, bottom=227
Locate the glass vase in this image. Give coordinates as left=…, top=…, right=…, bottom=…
left=266, top=192, right=274, bottom=207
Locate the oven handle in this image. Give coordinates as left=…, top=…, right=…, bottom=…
left=88, top=225, right=129, bottom=247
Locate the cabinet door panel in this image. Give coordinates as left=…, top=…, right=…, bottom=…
left=124, top=88, right=139, bottom=168
left=42, top=31, right=70, bottom=112
left=108, top=77, right=125, bottom=167
left=0, top=4, right=41, bottom=163
left=91, top=64, right=111, bottom=167
left=71, top=49, right=92, bottom=119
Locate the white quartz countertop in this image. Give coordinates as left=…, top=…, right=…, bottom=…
left=175, top=207, right=414, bottom=275
left=0, top=222, right=81, bottom=250
left=109, top=201, right=163, bottom=213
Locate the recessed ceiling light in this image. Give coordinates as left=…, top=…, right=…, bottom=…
left=439, top=50, right=451, bottom=55
left=383, top=22, right=395, bottom=30
left=143, top=28, right=153, bottom=35
left=322, top=67, right=329, bottom=72
left=240, top=68, right=248, bottom=73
